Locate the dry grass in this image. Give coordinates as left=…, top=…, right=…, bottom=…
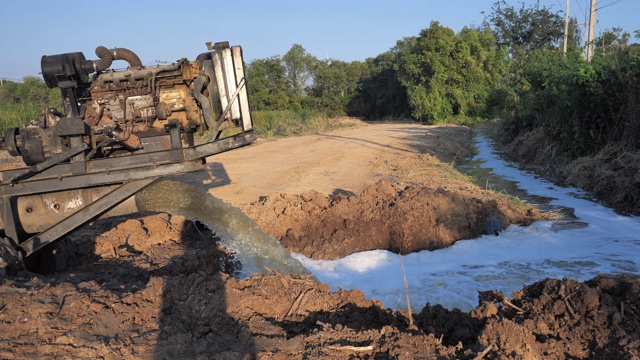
left=564, top=144, right=640, bottom=214
left=483, top=119, right=640, bottom=215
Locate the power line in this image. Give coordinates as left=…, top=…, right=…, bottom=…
left=574, top=0, right=587, bottom=21
left=597, top=0, right=623, bottom=11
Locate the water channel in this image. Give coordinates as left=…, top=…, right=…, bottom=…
left=136, top=134, right=640, bottom=312
left=295, top=135, right=640, bottom=312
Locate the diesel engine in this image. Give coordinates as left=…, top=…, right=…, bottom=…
left=5, top=42, right=246, bottom=166
left=0, top=41, right=255, bottom=273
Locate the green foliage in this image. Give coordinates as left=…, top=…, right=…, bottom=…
left=348, top=51, right=409, bottom=119
left=241, top=2, right=637, bottom=144
left=595, top=27, right=631, bottom=55
left=395, top=22, right=506, bottom=124
left=252, top=110, right=330, bottom=137
left=246, top=44, right=378, bottom=118
left=499, top=43, right=640, bottom=156
left=283, top=44, right=318, bottom=99
left=246, top=56, right=289, bottom=111
left=482, top=1, right=640, bottom=158
left=483, top=0, right=565, bottom=58
left=0, top=76, right=62, bottom=134
left=246, top=23, right=505, bottom=125
left=307, top=59, right=367, bottom=117
left=0, top=102, right=43, bottom=132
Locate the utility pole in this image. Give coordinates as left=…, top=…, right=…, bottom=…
left=586, top=0, right=597, bottom=62
left=563, top=0, right=570, bottom=54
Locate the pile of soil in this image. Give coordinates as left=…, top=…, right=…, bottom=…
left=0, top=214, right=638, bottom=359
left=247, top=179, right=539, bottom=259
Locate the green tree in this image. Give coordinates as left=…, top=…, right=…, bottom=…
left=483, top=0, right=564, bottom=58
left=0, top=76, right=59, bottom=107
left=18, top=76, right=52, bottom=106
left=566, top=18, right=583, bottom=52
left=246, top=56, right=289, bottom=111
left=0, top=81, right=20, bottom=104
left=350, top=51, right=408, bottom=119
left=307, top=59, right=367, bottom=116
left=395, top=22, right=506, bottom=123
left=282, top=44, right=318, bottom=100
left=595, top=27, right=631, bottom=55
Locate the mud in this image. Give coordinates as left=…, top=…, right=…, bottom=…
left=0, top=121, right=638, bottom=359
left=1, top=214, right=638, bottom=359
left=248, top=179, right=538, bottom=259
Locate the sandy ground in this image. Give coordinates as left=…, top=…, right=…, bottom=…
left=0, top=120, right=638, bottom=359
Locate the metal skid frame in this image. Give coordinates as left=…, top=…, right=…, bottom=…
left=0, top=128, right=256, bottom=258
left=0, top=42, right=256, bottom=262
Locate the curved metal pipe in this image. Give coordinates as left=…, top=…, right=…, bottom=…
left=112, top=47, right=143, bottom=69
left=193, top=75, right=215, bottom=130
left=195, top=52, right=211, bottom=69
left=90, top=46, right=144, bottom=72
left=93, top=46, right=114, bottom=72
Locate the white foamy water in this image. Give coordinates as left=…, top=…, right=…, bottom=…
left=294, top=135, right=640, bottom=312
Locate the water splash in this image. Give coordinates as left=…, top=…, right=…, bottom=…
left=135, top=179, right=311, bottom=277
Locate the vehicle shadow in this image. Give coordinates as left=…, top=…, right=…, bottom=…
left=59, top=212, right=258, bottom=358
left=21, top=160, right=260, bottom=358
left=152, top=220, right=256, bottom=358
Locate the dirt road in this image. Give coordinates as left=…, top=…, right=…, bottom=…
left=184, top=120, right=539, bottom=259
left=0, top=120, right=638, bottom=359
left=188, top=120, right=473, bottom=206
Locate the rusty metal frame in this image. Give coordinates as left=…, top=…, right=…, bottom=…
left=18, top=178, right=156, bottom=257
left=0, top=129, right=256, bottom=259
left=0, top=42, right=256, bottom=263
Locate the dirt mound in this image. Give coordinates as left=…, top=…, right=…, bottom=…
left=0, top=214, right=637, bottom=359
left=247, top=179, right=539, bottom=259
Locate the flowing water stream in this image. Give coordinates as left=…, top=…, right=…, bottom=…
left=131, top=134, right=640, bottom=312
left=134, top=179, right=310, bottom=277
left=295, top=135, right=640, bottom=311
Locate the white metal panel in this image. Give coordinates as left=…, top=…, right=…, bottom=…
left=232, top=46, right=252, bottom=130
left=213, top=51, right=228, bottom=117
left=221, top=48, right=240, bottom=119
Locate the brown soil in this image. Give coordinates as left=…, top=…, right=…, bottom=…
left=0, top=120, right=638, bottom=359
left=248, top=179, right=536, bottom=260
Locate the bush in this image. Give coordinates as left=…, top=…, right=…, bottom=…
left=497, top=46, right=640, bottom=157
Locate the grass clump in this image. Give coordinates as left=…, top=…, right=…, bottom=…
left=0, top=103, right=43, bottom=134
left=252, top=110, right=331, bottom=138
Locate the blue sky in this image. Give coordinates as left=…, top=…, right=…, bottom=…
left=0, top=0, right=637, bottom=80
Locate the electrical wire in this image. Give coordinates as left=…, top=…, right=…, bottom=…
left=597, top=0, right=623, bottom=11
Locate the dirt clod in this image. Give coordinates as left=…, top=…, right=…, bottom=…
left=0, top=122, right=636, bottom=359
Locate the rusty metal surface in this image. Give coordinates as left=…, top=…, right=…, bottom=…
left=0, top=41, right=255, bottom=263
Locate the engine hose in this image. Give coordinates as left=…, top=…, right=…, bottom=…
left=112, top=47, right=143, bottom=69
left=91, top=46, right=144, bottom=72
left=93, top=46, right=114, bottom=72
left=193, top=75, right=215, bottom=130
left=195, top=52, right=211, bottom=69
